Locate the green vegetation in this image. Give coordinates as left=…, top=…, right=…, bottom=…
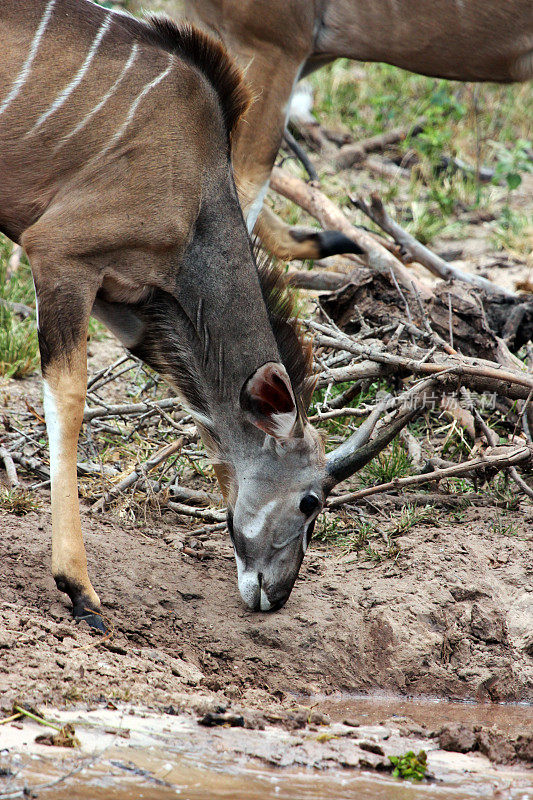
left=314, top=501, right=440, bottom=564
left=389, top=503, right=439, bottom=536
left=297, top=61, right=532, bottom=252
left=389, top=750, right=428, bottom=781
left=360, top=438, right=412, bottom=485
left=0, top=487, right=40, bottom=516
left=489, top=514, right=518, bottom=537
left=0, top=242, right=39, bottom=379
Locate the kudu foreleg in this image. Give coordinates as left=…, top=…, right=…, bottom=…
left=44, top=355, right=105, bottom=630
left=24, top=243, right=104, bottom=630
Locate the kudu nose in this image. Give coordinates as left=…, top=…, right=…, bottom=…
left=238, top=570, right=288, bottom=612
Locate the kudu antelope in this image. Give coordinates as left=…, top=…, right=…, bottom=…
left=0, top=0, right=368, bottom=629
left=135, top=0, right=533, bottom=261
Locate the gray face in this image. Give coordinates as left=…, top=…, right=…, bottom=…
left=228, top=432, right=324, bottom=611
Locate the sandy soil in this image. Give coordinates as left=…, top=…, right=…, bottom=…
left=1, top=492, right=532, bottom=711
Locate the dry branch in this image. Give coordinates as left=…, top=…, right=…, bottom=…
left=84, top=397, right=182, bottom=422
left=336, top=119, right=426, bottom=169
left=0, top=446, right=19, bottom=487
left=0, top=298, right=34, bottom=318
left=363, top=157, right=411, bottom=182
left=309, top=321, right=533, bottom=400
left=269, top=166, right=430, bottom=297
left=166, top=501, right=226, bottom=523
left=352, top=193, right=514, bottom=299
left=328, top=444, right=532, bottom=507
left=92, top=439, right=183, bottom=511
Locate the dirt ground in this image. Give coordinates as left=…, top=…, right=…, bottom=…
left=1, top=487, right=532, bottom=709
left=1, top=326, right=533, bottom=746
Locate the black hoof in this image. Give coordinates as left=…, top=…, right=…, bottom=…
left=314, top=230, right=366, bottom=258
left=72, top=600, right=108, bottom=633
left=54, top=575, right=109, bottom=634
left=290, top=228, right=365, bottom=259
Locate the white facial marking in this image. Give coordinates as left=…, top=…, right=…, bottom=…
left=260, top=588, right=272, bottom=612
left=246, top=180, right=269, bottom=234
left=29, top=14, right=112, bottom=135
left=43, top=381, right=61, bottom=482
left=101, top=54, right=174, bottom=155
left=241, top=498, right=277, bottom=540
left=235, top=554, right=259, bottom=609
left=0, top=0, right=57, bottom=117
left=56, top=43, right=139, bottom=149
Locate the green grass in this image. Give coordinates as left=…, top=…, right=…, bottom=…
left=359, top=438, right=412, bottom=485
left=308, top=61, right=532, bottom=249
left=0, top=240, right=39, bottom=379
left=489, top=515, right=518, bottom=537
left=314, top=514, right=378, bottom=553
left=314, top=502, right=436, bottom=562
left=389, top=503, right=439, bottom=536
left=0, top=234, right=108, bottom=377
left=0, top=487, right=40, bottom=515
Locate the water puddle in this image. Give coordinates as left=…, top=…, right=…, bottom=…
left=1, top=698, right=531, bottom=799
left=310, top=693, right=533, bottom=736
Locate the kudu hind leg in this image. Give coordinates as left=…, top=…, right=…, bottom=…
left=31, top=263, right=105, bottom=631
left=255, top=206, right=364, bottom=262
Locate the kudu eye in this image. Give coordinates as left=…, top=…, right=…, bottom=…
left=299, top=493, right=320, bottom=518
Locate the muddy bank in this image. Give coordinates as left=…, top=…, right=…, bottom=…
left=1, top=702, right=532, bottom=799
left=1, top=491, right=532, bottom=711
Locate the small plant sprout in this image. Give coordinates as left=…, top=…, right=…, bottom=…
left=389, top=750, right=428, bottom=781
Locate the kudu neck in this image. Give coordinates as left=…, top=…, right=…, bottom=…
left=130, top=197, right=284, bottom=464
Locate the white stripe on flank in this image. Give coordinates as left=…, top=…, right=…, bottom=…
left=56, top=43, right=139, bottom=149
left=29, top=13, right=112, bottom=134
left=0, top=0, right=57, bottom=117
left=101, top=54, right=174, bottom=154
left=43, top=380, right=61, bottom=482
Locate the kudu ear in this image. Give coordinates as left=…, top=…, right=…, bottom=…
left=240, top=362, right=300, bottom=439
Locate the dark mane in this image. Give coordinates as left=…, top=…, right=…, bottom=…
left=256, top=254, right=316, bottom=412
left=140, top=15, right=250, bottom=138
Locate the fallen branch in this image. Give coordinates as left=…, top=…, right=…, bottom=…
left=8, top=450, right=49, bottom=479
left=352, top=193, right=514, bottom=299
left=166, top=501, right=226, bottom=523
left=328, top=444, right=532, bottom=507
left=363, top=157, right=411, bottom=182
left=270, top=166, right=431, bottom=297
left=0, top=446, right=19, bottom=487
left=336, top=119, right=426, bottom=169
left=0, top=298, right=34, bottom=319
left=84, top=397, right=182, bottom=422
left=92, top=439, right=183, bottom=511
left=310, top=321, right=533, bottom=400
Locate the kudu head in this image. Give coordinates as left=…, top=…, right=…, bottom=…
left=215, top=343, right=412, bottom=613
left=200, top=265, right=389, bottom=614
left=224, top=359, right=325, bottom=611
